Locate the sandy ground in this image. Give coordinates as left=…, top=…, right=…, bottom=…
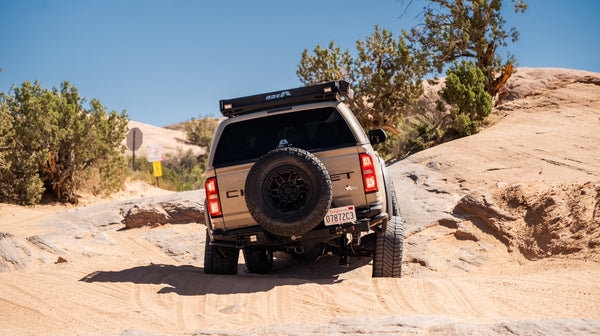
left=1, top=68, right=599, bottom=335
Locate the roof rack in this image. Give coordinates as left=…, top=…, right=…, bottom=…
left=219, top=80, right=353, bottom=117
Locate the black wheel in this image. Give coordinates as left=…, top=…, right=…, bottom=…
left=203, top=231, right=239, bottom=275
left=245, top=147, right=332, bottom=236
left=243, top=247, right=274, bottom=274
left=372, top=186, right=404, bottom=278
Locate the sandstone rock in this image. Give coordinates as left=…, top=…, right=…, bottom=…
left=161, top=199, right=204, bottom=224
left=219, top=304, right=244, bottom=314
left=0, top=232, right=33, bottom=272
left=122, top=190, right=205, bottom=229
left=124, top=204, right=170, bottom=229
left=189, top=315, right=600, bottom=336
left=142, top=228, right=205, bottom=265
left=26, top=235, right=64, bottom=254
left=453, top=193, right=516, bottom=246
left=454, top=222, right=479, bottom=241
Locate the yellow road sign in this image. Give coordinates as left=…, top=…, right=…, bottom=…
left=152, top=161, right=163, bottom=177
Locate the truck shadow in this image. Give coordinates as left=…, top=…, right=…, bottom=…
left=80, top=254, right=371, bottom=296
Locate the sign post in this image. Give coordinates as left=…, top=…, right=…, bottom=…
left=147, top=144, right=165, bottom=187
left=126, top=127, right=143, bottom=170
left=152, top=161, right=163, bottom=187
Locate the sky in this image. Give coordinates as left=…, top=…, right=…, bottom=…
left=1, top=0, right=599, bottom=127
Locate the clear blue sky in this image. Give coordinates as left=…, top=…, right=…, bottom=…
left=1, top=0, right=599, bottom=127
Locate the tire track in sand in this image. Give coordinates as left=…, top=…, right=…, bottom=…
left=0, top=276, right=101, bottom=333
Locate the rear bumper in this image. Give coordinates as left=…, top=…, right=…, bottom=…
left=208, top=212, right=388, bottom=250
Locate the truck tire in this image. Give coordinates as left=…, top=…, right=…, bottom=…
left=372, top=187, right=404, bottom=278
left=204, top=231, right=239, bottom=275
left=243, top=247, right=273, bottom=274
left=245, top=147, right=332, bottom=236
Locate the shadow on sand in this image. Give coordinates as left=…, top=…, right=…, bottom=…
left=80, top=254, right=371, bottom=296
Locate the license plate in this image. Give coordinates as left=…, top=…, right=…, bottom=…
left=324, top=206, right=356, bottom=226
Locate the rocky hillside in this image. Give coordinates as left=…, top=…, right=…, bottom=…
left=392, top=68, right=600, bottom=275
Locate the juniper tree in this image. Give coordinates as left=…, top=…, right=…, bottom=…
left=440, top=59, right=493, bottom=136
left=406, top=0, right=527, bottom=94
left=297, top=26, right=428, bottom=158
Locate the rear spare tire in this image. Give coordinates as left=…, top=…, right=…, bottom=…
left=245, top=147, right=332, bottom=236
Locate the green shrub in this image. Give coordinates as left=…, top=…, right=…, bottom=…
left=0, top=81, right=128, bottom=204
left=184, top=116, right=219, bottom=148
left=401, top=112, right=444, bottom=156
left=448, top=112, right=480, bottom=137
left=128, top=149, right=207, bottom=192
left=161, top=149, right=207, bottom=191
left=439, top=60, right=493, bottom=138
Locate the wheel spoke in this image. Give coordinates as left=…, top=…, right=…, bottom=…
left=273, top=175, right=284, bottom=187
left=264, top=166, right=313, bottom=213
left=290, top=171, right=298, bottom=183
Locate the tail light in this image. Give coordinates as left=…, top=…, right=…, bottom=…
left=205, top=177, right=223, bottom=217
left=359, top=153, right=378, bottom=193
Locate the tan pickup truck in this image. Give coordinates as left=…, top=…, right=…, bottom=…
left=203, top=81, right=404, bottom=277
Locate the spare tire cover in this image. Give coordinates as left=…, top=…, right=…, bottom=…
left=245, top=147, right=332, bottom=236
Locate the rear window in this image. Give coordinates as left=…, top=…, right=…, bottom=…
left=213, top=107, right=356, bottom=167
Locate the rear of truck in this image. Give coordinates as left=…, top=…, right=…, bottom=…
left=202, top=80, right=403, bottom=277
left=205, top=101, right=387, bottom=238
